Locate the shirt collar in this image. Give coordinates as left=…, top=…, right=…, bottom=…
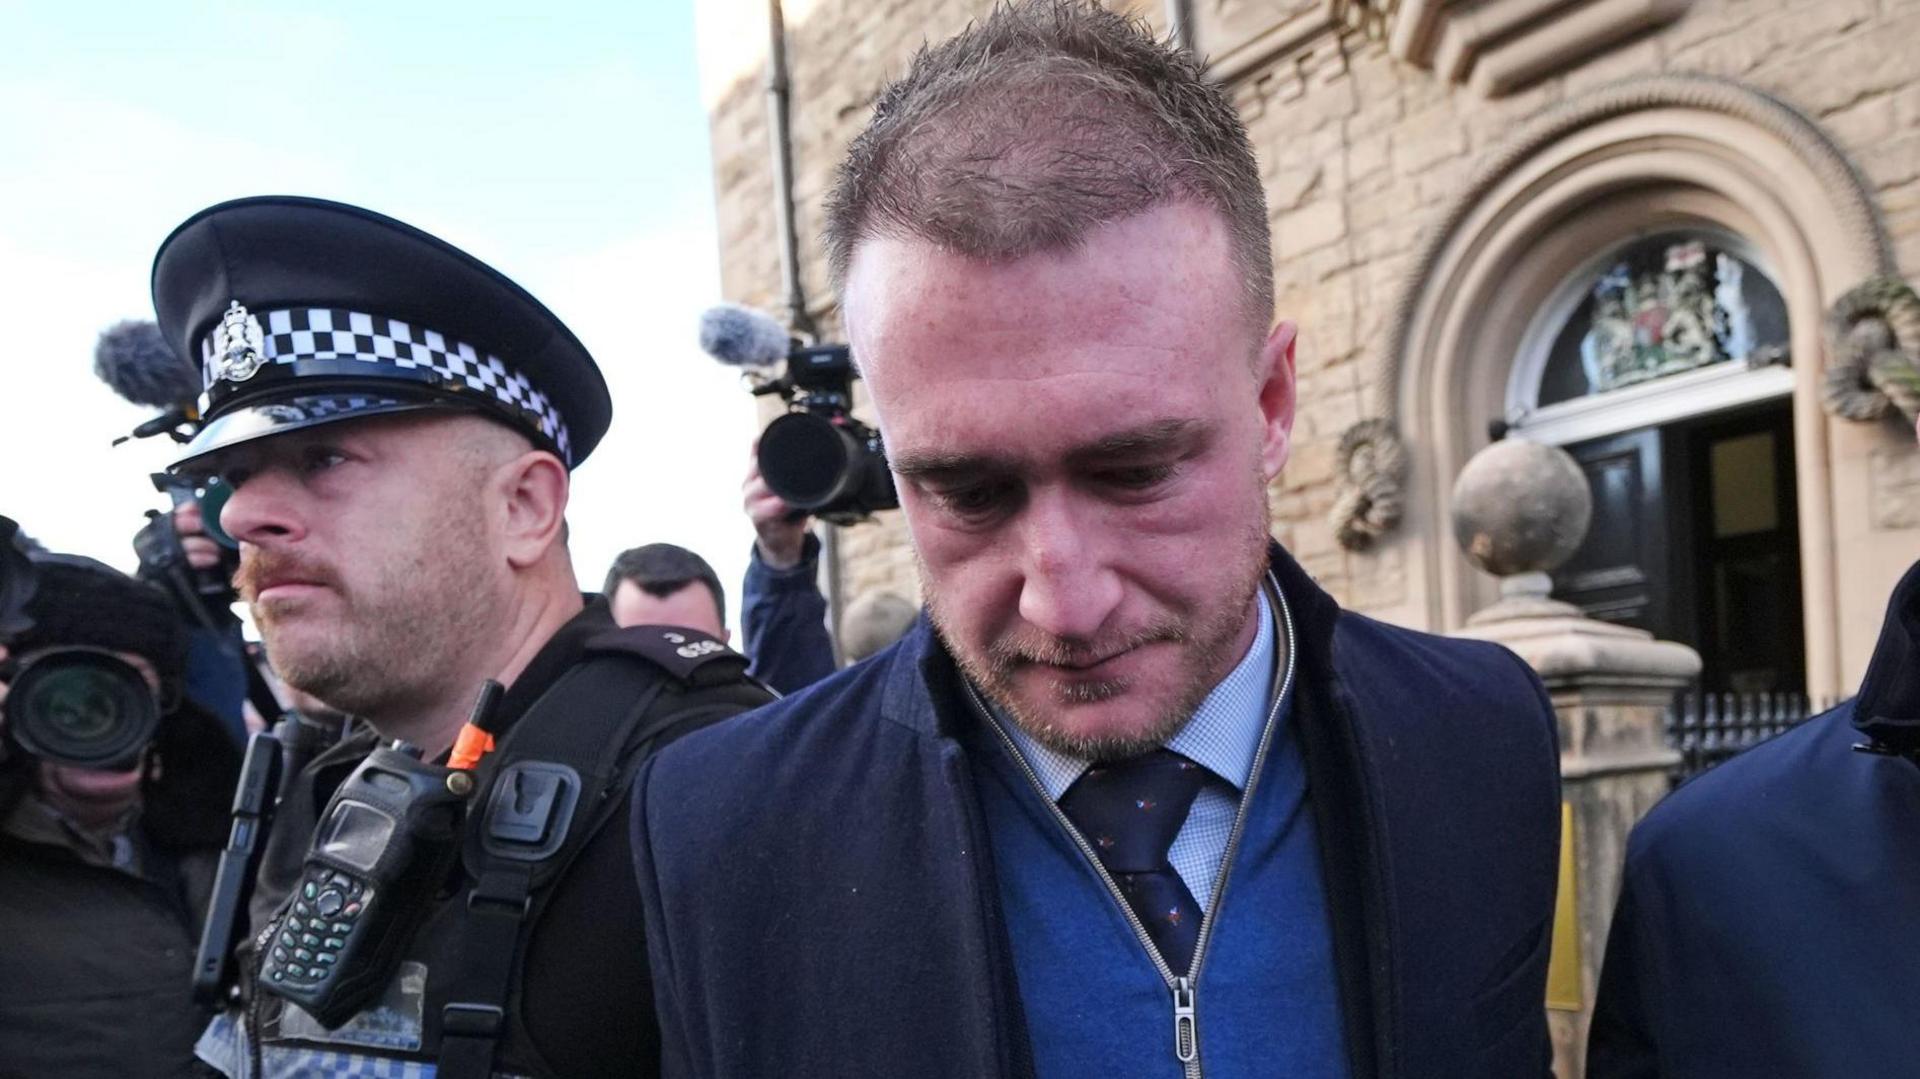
left=1168, top=585, right=1277, bottom=791
left=994, top=580, right=1287, bottom=801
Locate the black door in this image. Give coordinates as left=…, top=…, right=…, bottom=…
left=1673, top=405, right=1805, bottom=694
left=1551, top=427, right=1673, bottom=637
left=1550, top=401, right=1804, bottom=693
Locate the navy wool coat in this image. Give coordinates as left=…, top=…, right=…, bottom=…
left=1588, top=560, right=1920, bottom=1078
left=632, top=545, right=1560, bottom=1077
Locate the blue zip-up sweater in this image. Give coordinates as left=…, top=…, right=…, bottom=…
left=632, top=545, right=1560, bottom=1077
left=972, top=666, right=1348, bottom=1079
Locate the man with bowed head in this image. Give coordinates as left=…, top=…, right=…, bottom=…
left=632, top=3, right=1561, bottom=1077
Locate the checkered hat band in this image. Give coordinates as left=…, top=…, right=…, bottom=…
left=201, top=306, right=571, bottom=464
left=272, top=393, right=406, bottom=420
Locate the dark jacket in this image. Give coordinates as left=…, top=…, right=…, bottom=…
left=740, top=534, right=836, bottom=695
left=0, top=696, right=235, bottom=1079
left=0, top=781, right=220, bottom=1078
left=633, top=545, right=1561, bottom=1078
left=1588, top=562, right=1920, bottom=1078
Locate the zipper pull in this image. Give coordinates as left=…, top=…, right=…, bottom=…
left=1172, top=976, right=1197, bottom=1063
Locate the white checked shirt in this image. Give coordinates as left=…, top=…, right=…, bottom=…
left=995, top=585, right=1289, bottom=912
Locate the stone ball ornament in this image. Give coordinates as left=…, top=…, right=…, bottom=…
left=1451, top=438, right=1592, bottom=578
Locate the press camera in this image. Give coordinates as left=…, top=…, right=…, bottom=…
left=700, top=304, right=898, bottom=525
left=0, top=517, right=161, bottom=770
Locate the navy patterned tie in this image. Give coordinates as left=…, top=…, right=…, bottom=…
left=1058, top=749, right=1209, bottom=975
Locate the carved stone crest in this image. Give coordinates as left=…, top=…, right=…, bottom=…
left=1578, top=240, right=1736, bottom=395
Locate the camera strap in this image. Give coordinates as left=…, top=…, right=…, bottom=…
left=437, top=625, right=760, bottom=1079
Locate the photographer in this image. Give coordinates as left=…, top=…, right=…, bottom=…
left=738, top=451, right=836, bottom=693
left=134, top=491, right=249, bottom=747
left=0, top=545, right=241, bottom=1078
left=699, top=303, right=904, bottom=692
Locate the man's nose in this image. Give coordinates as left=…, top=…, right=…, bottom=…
left=1015, top=492, right=1122, bottom=642
left=219, top=472, right=307, bottom=548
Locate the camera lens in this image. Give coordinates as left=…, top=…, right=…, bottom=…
left=196, top=479, right=240, bottom=550
left=760, top=411, right=859, bottom=511
left=6, top=650, right=159, bottom=770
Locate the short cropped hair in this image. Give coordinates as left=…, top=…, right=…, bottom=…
left=840, top=591, right=920, bottom=664
left=824, top=0, right=1273, bottom=329
left=602, top=544, right=725, bottom=626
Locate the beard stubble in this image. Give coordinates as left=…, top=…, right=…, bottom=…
left=236, top=490, right=497, bottom=720
left=926, top=467, right=1273, bottom=762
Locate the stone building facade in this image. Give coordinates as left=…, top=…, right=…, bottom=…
left=696, top=0, right=1920, bottom=696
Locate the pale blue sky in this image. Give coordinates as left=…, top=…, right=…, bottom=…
left=0, top=1, right=766, bottom=632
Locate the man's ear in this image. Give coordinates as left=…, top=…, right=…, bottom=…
left=500, top=452, right=570, bottom=569
left=1257, top=320, right=1299, bottom=481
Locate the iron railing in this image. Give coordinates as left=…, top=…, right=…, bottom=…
left=1663, top=691, right=1837, bottom=784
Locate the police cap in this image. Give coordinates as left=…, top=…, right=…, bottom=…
left=153, top=196, right=610, bottom=471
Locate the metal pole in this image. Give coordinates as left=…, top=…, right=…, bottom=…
left=765, top=0, right=839, bottom=657
left=1165, top=0, right=1194, bottom=53
left=766, top=0, right=818, bottom=342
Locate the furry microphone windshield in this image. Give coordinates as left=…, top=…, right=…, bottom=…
left=93, top=319, right=199, bottom=410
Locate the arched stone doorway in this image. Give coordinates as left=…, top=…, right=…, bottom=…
left=1510, top=228, right=1802, bottom=695
left=1376, top=74, right=1890, bottom=696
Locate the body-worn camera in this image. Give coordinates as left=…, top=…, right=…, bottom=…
left=258, top=744, right=468, bottom=1029
left=750, top=344, right=898, bottom=525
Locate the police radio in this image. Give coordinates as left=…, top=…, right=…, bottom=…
left=257, top=742, right=471, bottom=1027
left=256, top=683, right=502, bottom=1028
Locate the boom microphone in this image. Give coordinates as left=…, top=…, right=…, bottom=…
left=699, top=303, right=795, bottom=368
left=94, top=320, right=198, bottom=410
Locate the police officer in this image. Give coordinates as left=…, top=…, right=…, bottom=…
left=156, top=196, right=773, bottom=1077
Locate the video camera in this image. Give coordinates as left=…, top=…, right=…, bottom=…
left=135, top=472, right=238, bottom=622
left=0, top=518, right=163, bottom=771
left=699, top=304, right=898, bottom=525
